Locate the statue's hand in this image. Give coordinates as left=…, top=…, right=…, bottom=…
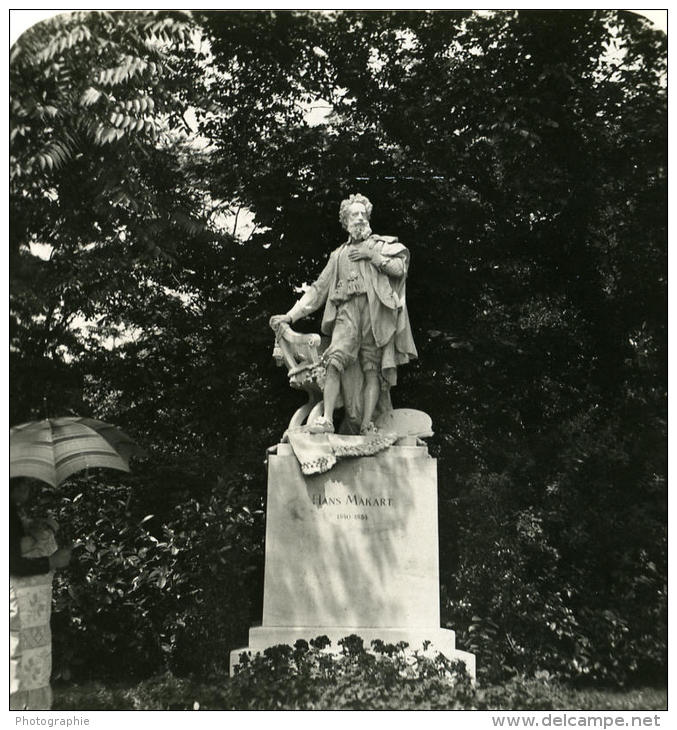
left=347, top=245, right=373, bottom=262
left=270, top=314, right=292, bottom=332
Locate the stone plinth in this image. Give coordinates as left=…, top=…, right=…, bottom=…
left=230, top=442, right=475, bottom=677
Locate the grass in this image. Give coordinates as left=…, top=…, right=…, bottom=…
left=51, top=674, right=668, bottom=711
left=551, top=687, right=667, bottom=711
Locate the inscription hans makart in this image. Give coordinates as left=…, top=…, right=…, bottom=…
left=311, top=494, right=394, bottom=508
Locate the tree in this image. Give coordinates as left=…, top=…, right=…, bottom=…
left=10, top=9, right=207, bottom=422
left=11, top=10, right=268, bottom=676
left=11, top=9, right=666, bottom=683
left=199, top=9, right=666, bottom=683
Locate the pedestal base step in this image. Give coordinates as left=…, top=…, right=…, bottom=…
left=230, top=626, right=475, bottom=678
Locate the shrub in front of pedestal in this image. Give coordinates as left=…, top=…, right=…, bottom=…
left=226, top=635, right=476, bottom=710
left=47, top=467, right=263, bottom=681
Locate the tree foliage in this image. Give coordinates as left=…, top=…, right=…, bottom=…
left=10, top=9, right=212, bottom=422
left=10, top=10, right=666, bottom=684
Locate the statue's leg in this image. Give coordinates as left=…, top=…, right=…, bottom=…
left=361, top=370, right=380, bottom=430
left=339, top=361, right=364, bottom=433
left=320, top=302, right=359, bottom=429
left=357, top=302, right=384, bottom=432
left=322, top=364, right=341, bottom=425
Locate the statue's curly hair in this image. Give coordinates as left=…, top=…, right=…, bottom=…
left=339, top=193, right=373, bottom=230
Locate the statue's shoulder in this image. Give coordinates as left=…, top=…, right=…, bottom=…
left=369, top=234, right=407, bottom=255
left=369, top=234, right=399, bottom=245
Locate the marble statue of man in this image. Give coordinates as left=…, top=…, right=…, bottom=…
left=270, top=193, right=417, bottom=435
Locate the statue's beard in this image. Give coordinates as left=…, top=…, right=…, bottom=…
left=347, top=221, right=371, bottom=242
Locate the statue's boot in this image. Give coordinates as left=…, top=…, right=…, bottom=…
left=307, top=415, right=335, bottom=434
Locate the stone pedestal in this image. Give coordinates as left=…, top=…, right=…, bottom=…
left=230, top=442, right=475, bottom=677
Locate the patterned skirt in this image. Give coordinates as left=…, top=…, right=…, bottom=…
left=10, top=531, right=56, bottom=710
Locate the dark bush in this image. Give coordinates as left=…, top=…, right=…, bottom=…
left=205, top=635, right=477, bottom=710
left=39, top=464, right=264, bottom=681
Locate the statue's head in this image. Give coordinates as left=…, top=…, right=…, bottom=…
left=339, top=193, right=373, bottom=242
